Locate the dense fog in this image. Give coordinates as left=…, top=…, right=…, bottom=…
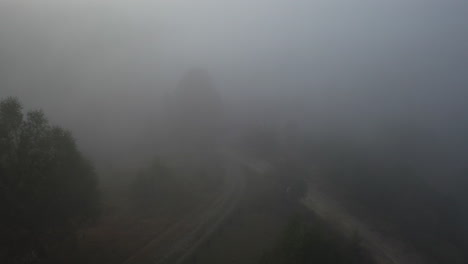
left=2, top=0, right=467, bottom=161
left=1, top=1, right=468, bottom=263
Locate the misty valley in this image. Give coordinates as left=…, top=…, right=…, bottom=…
left=1, top=1, right=468, bottom=264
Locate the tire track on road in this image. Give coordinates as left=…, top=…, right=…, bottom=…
left=123, top=155, right=245, bottom=264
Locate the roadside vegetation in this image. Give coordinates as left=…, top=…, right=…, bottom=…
left=244, top=123, right=468, bottom=264
left=298, top=132, right=468, bottom=264
left=260, top=214, right=373, bottom=264
left=314, top=140, right=466, bottom=263
left=0, top=97, right=99, bottom=263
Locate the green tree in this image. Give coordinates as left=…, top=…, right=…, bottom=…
left=0, top=97, right=99, bottom=262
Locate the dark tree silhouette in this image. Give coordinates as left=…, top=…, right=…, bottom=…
left=163, top=69, right=225, bottom=173
left=167, top=69, right=224, bottom=150
left=0, top=97, right=99, bottom=262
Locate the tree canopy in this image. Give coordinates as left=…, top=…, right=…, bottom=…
left=0, top=97, right=99, bottom=260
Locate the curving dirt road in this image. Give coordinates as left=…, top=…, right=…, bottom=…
left=122, top=155, right=245, bottom=264
left=302, top=172, right=426, bottom=264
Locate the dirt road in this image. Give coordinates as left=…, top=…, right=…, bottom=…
left=123, top=156, right=245, bottom=264
left=302, top=173, right=426, bottom=264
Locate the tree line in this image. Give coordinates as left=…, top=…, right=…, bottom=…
left=0, top=97, right=99, bottom=263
